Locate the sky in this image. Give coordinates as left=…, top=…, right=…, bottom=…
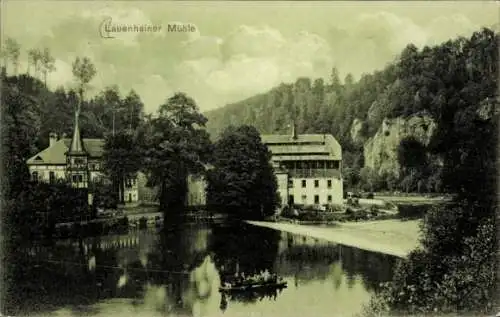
left=2, top=1, right=498, bottom=113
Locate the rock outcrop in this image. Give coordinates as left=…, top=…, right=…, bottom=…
left=350, top=118, right=365, bottom=145
left=363, top=113, right=437, bottom=177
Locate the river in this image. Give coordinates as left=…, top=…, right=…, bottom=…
left=3, top=221, right=398, bottom=317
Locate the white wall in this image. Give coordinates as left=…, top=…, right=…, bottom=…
left=287, top=177, right=343, bottom=206
left=124, top=176, right=139, bottom=203
left=28, top=165, right=66, bottom=182
left=276, top=173, right=288, bottom=207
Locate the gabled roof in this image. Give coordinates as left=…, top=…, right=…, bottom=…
left=27, top=140, right=69, bottom=165
left=261, top=134, right=342, bottom=160
left=64, top=138, right=105, bottom=158
left=27, top=138, right=105, bottom=165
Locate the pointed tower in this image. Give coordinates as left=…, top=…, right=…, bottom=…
left=66, top=108, right=89, bottom=188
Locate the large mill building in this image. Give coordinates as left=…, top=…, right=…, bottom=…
left=261, top=125, right=343, bottom=207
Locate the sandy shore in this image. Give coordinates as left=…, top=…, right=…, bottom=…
left=246, top=219, right=422, bottom=258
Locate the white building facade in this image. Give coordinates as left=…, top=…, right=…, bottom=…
left=261, top=127, right=343, bottom=207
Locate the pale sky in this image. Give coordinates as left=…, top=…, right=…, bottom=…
left=2, top=1, right=498, bottom=113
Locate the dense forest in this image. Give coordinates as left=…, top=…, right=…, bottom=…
left=205, top=28, right=498, bottom=194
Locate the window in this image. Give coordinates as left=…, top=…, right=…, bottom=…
left=314, top=180, right=319, bottom=188
left=327, top=195, right=332, bottom=203
left=301, top=180, right=306, bottom=188
left=327, top=180, right=332, bottom=188
left=301, top=195, right=307, bottom=203
left=314, top=195, right=320, bottom=204
left=32, top=171, right=39, bottom=182
left=72, top=175, right=78, bottom=183
left=288, top=179, right=293, bottom=188
left=74, top=158, right=84, bottom=165
left=78, top=175, right=83, bottom=182
left=49, top=171, right=55, bottom=184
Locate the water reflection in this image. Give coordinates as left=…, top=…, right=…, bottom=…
left=5, top=221, right=397, bottom=317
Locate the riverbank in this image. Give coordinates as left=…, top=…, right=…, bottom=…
left=246, top=219, right=421, bottom=258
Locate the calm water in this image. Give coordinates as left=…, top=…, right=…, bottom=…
left=4, top=221, right=397, bottom=317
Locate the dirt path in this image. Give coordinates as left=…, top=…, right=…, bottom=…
left=246, top=219, right=422, bottom=258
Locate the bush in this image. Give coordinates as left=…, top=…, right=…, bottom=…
left=369, top=202, right=497, bottom=316
left=326, top=204, right=344, bottom=212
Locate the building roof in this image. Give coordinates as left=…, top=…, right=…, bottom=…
left=68, top=113, right=85, bottom=155
left=261, top=134, right=342, bottom=160
left=27, top=138, right=105, bottom=165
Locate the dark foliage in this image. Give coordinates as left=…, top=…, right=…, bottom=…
left=353, top=28, right=498, bottom=317
left=140, top=93, right=213, bottom=213
left=206, top=125, right=280, bottom=219
left=102, top=131, right=142, bottom=203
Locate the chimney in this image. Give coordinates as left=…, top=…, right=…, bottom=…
left=49, top=132, right=58, bottom=147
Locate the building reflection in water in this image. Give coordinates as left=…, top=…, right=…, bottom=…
left=7, top=221, right=397, bottom=317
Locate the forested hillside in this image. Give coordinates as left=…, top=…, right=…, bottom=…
left=205, top=28, right=498, bottom=193
left=2, top=72, right=145, bottom=156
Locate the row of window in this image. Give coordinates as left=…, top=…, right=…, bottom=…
left=33, top=171, right=82, bottom=183
left=67, top=158, right=101, bottom=171
left=280, top=161, right=340, bottom=170
left=125, top=179, right=137, bottom=187
left=31, top=171, right=134, bottom=185
left=288, top=179, right=334, bottom=188
left=32, top=171, right=57, bottom=183
left=289, top=194, right=333, bottom=204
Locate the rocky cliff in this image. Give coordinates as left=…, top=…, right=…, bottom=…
left=350, top=118, right=365, bottom=146
left=363, top=113, right=437, bottom=177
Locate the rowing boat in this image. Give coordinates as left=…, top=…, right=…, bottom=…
left=219, top=280, right=287, bottom=292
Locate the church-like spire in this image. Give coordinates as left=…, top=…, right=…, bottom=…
left=68, top=108, right=85, bottom=154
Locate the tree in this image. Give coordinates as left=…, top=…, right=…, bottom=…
left=397, top=136, right=428, bottom=185
left=102, top=130, right=142, bottom=204
left=40, top=47, right=56, bottom=87
left=1, top=38, right=20, bottom=75
left=207, top=125, right=279, bottom=219
left=28, top=48, right=43, bottom=79
left=71, top=56, right=96, bottom=110
left=364, top=28, right=499, bottom=317
left=121, top=90, right=144, bottom=131
left=1, top=74, right=41, bottom=198
left=359, top=166, right=377, bottom=192
left=96, top=86, right=122, bottom=134
left=142, top=92, right=212, bottom=213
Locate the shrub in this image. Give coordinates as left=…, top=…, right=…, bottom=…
left=370, top=202, right=497, bottom=316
